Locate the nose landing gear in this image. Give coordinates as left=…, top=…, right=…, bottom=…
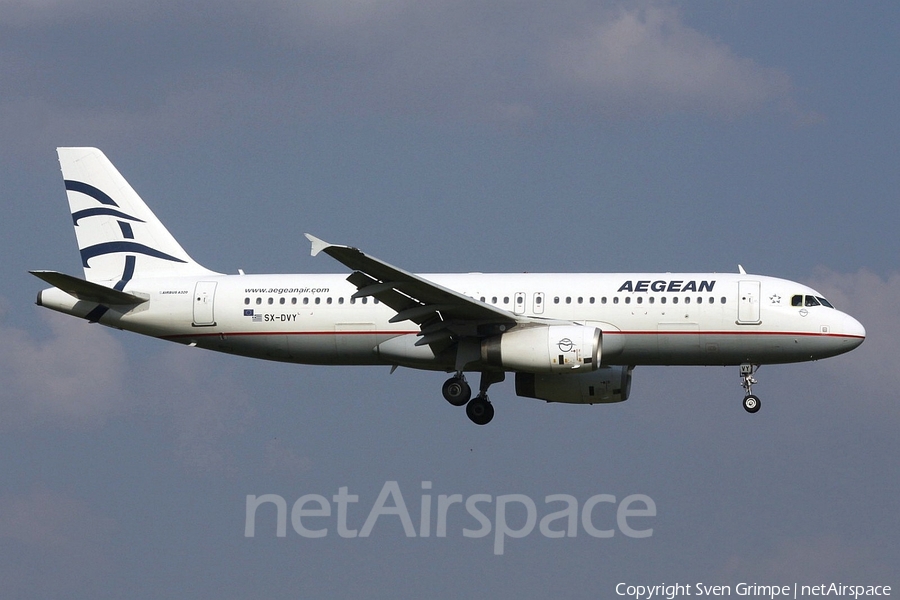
left=740, top=363, right=761, bottom=413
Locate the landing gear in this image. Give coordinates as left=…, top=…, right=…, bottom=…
left=442, top=374, right=471, bottom=407
left=443, top=371, right=503, bottom=424
left=743, top=394, right=761, bottom=414
left=466, top=396, right=494, bottom=425
left=740, top=363, right=761, bottom=414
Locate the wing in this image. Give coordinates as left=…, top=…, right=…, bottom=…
left=305, top=234, right=521, bottom=353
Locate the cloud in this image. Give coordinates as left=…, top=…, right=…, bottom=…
left=545, top=6, right=792, bottom=118
left=2, top=299, right=255, bottom=472
left=805, top=268, right=899, bottom=419
left=0, top=0, right=801, bottom=147
left=718, top=535, right=895, bottom=580
left=0, top=307, right=128, bottom=429
left=137, top=346, right=256, bottom=475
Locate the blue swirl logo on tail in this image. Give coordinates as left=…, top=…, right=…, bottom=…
left=66, top=179, right=187, bottom=268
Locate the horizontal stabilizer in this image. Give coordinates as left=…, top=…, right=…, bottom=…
left=29, top=270, right=148, bottom=305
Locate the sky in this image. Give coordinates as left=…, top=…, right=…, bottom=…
left=1, top=1, right=898, bottom=598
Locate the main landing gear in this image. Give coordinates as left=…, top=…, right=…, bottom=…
left=442, top=372, right=503, bottom=425
left=740, top=363, right=761, bottom=414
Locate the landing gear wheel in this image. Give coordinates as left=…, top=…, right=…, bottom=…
left=442, top=376, right=471, bottom=407
left=466, top=396, right=494, bottom=425
left=743, top=394, right=761, bottom=414
left=739, top=364, right=761, bottom=413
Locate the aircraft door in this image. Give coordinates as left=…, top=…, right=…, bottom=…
left=533, top=292, right=545, bottom=315
left=514, top=292, right=526, bottom=315
left=193, top=281, right=217, bottom=326
left=737, top=280, right=761, bottom=324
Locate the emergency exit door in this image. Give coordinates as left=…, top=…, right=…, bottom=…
left=193, top=281, right=217, bottom=326
left=737, top=280, right=761, bottom=324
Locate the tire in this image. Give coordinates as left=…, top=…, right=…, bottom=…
left=466, top=396, right=494, bottom=425
left=743, top=394, right=761, bottom=414
left=442, top=377, right=471, bottom=406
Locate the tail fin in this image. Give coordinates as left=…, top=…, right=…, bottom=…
left=58, top=147, right=217, bottom=284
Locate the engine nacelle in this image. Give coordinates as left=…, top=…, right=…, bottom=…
left=481, top=325, right=601, bottom=374
left=515, top=366, right=633, bottom=404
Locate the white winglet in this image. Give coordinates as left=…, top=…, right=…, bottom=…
left=304, top=233, right=331, bottom=257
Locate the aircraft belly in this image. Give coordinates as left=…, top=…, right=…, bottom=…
left=613, top=332, right=833, bottom=366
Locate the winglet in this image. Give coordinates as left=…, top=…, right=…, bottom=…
left=304, top=233, right=331, bottom=257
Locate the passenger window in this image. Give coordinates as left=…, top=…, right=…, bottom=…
left=625, top=297, right=631, bottom=304
left=535, top=296, right=542, bottom=305
left=577, top=297, right=583, bottom=304
left=303, top=298, right=309, bottom=305
left=291, top=298, right=297, bottom=305
left=279, top=297, right=285, bottom=305
left=672, top=297, right=679, bottom=304
left=791, top=295, right=803, bottom=307
left=601, top=297, right=607, bottom=304
left=636, top=297, right=642, bottom=304
left=613, top=297, right=619, bottom=304
left=517, top=296, right=523, bottom=305
left=244, top=297, right=250, bottom=305
left=649, top=297, right=655, bottom=304
left=685, top=297, right=691, bottom=304
left=589, top=297, right=595, bottom=304
left=315, top=297, right=321, bottom=305
left=720, top=297, right=726, bottom=304
left=504, top=297, right=509, bottom=304
left=268, top=297, right=274, bottom=305
left=660, top=297, right=667, bottom=304
left=338, top=297, right=344, bottom=305
left=554, top=297, right=560, bottom=304
left=565, top=297, right=571, bottom=304
left=492, top=296, right=498, bottom=304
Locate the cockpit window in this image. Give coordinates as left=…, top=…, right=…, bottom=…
left=817, top=296, right=834, bottom=309
left=791, top=294, right=835, bottom=309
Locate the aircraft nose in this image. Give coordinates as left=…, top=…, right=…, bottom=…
left=841, top=313, right=866, bottom=350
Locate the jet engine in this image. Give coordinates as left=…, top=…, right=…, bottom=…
left=515, top=365, right=633, bottom=404
left=481, top=325, right=601, bottom=374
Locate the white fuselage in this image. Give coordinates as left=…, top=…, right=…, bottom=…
left=37, top=271, right=866, bottom=370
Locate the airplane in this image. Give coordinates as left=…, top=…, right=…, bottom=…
left=32, top=147, right=866, bottom=425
